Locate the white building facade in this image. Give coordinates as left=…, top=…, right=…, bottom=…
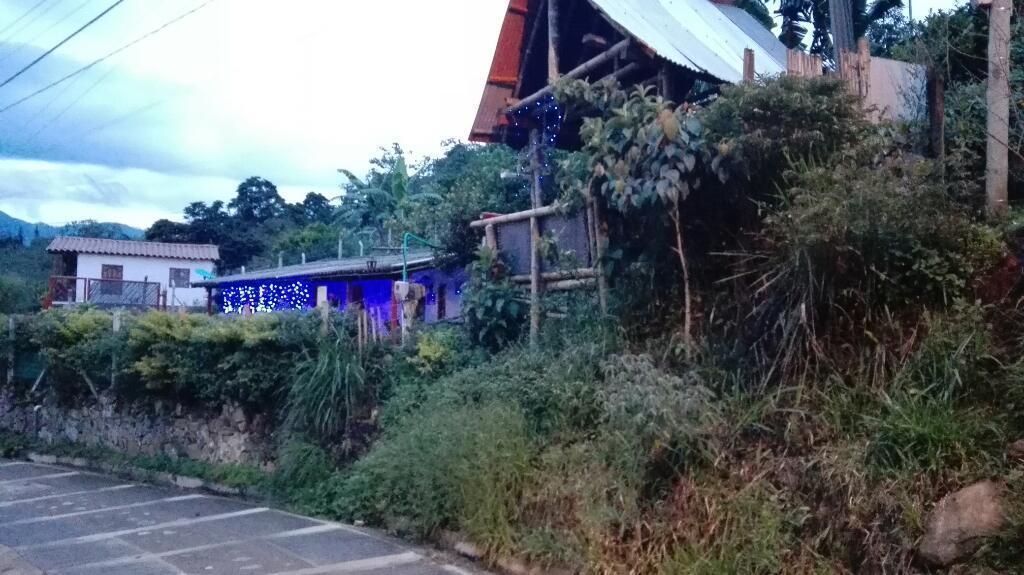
left=46, top=237, right=219, bottom=309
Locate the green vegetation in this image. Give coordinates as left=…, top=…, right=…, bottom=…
left=4, top=38, right=1024, bottom=571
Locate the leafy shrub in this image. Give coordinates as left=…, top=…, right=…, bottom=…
left=700, top=75, right=868, bottom=188
left=599, top=354, right=717, bottom=466
left=463, top=247, right=527, bottom=351
left=337, top=402, right=533, bottom=542
left=125, top=311, right=319, bottom=412
left=29, top=307, right=124, bottom=399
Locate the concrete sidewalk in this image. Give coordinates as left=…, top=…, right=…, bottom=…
left=0, top=458, right=480, bottom=575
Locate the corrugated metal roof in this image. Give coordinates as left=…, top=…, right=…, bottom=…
left=193, top=250, right=436, bottom=287
left=587, top=0, right=785, bottom=82
left=46, top=236, right=219, bottom=261
left=714, top=4, right=788, bottom=70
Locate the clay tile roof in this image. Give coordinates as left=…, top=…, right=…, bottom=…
left=46, top=236, right=220, bottom=261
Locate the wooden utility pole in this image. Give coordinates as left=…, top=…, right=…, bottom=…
left=829, top=0, right=856, bottom=70
left=985, top=0, right=1012, bottom=217
left=547, top=0, right=560, bottom=82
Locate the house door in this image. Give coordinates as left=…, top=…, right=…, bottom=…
left=101, top=264, right=123, bottom=296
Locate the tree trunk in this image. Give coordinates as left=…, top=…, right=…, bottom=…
left=670, top=203, right=693, bottom=358
left=829, top=0, right=856, bottom=69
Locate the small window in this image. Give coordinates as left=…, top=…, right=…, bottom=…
left=169, top=268, right=191, bottom=288
left=101, top=264, right=123, bottom=296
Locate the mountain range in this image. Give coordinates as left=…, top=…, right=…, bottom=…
left=0, top=210, right=144, bottom=244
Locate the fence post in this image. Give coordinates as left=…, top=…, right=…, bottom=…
left=111, top=310, right=121, bottom=390
left=7, top=316, right=14, bottom=386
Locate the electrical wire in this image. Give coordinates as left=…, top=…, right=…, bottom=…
left=0, top=0, right=215, bottom=114
left=0, top=0, right=124, bottom=90
left=0, top=0, right=50, bottom=39
left=0, top=0, right=94, bottom=67
left=0, top=0, right=63, bottom=51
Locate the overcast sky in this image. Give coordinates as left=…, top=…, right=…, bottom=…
left=0, top=0, right=961, bottom=229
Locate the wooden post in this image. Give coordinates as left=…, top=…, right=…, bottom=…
left=927, top=67, right=945, bottom=161
left=206, top=287, right=213, bottom=315
left=529, top=130, right=543, bottom=347
left=858, top=38, right=871, bottom=100
left=484, top=224, right=498, bottom=250
left=985, top=0, right=1012, bottom=217
left=111, top=310, right=121, bottom=389
left=547, top=0, right=560, bottom=82
left=742, top=48, right=755, bottom=84
left=593, top=199, right=609, bottom=315
left=6, top=316, right=14, bottom=386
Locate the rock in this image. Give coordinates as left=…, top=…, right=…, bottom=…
left=1008, top=439, right=1024, bottom=460
left=919, top=480, right=1006, bottom=566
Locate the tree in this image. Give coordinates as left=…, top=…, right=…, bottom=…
left=229, top=177, right=285, bottom=224
left=778, top=0, right=904, bottom=63
left=61, top=220, right=130, bottom=240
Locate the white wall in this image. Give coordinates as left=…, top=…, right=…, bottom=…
left=75, top=253, right=215, bottom=307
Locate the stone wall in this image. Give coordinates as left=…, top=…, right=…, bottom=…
left=0, top=391, right=273, bottom=467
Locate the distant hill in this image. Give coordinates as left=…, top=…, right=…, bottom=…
left=0, top=211, right=144, bottom=245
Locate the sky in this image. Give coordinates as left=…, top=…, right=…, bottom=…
left=0, top=0, right=962, bottom=230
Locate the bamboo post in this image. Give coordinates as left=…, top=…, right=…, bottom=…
left=547, top=0, right=560, bottom=82
left=742, top=48, right=755, bottom=84
left=529, top=130, right=543, bottom=348
left=484, top=224, right=498, bottom=250
left=985, top=0, right=1012, bottom=217
left=592, top=199, right=609, bottom=315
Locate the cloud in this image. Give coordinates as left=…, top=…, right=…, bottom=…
left=0, top=0, right=509, bottom=228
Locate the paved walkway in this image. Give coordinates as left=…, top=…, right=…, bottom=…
left=0, top=458, right=479, bottom=575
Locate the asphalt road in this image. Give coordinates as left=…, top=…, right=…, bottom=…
left=0, top=458, right=478, bottom=575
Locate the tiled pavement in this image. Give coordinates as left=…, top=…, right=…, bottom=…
left=0, top=458, right=481, bottom=575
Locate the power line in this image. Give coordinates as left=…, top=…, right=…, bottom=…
left=0, top=0, right=215, bottom=114
left=0, top=0, right=50, bottom=39
left=23, top=64, right=111, bottom=146
left=0, top=0, right=125, bottom=90
left=0, top=0, right=93, bottom=67
left=0, top=0, right=63, bottom=49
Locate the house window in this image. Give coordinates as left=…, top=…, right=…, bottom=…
left=101, top=264, right=123, bottom=296
left=169, top=268, right=191, bottom=288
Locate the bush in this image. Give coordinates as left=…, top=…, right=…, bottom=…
left=463, top=247, right=527, bottom=351
left=273, top=441, right=334, bottom=493
left=28, top=307, right=124, bottom=400
left=285, top=332, right=365, bottom=443
left=337, top=402, right=534, bottom=543
left=701, top=75, right=868, bottom=188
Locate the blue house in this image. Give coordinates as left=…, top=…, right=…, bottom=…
left=192, top=250, right=465, bottom=329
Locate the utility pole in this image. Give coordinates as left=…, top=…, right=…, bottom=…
left=829, top=0, right=856, bottom=70
left=984, top=0, right=1012, bottom=217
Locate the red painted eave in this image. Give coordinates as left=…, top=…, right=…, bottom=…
left=469, top=0, right=531, bottom=143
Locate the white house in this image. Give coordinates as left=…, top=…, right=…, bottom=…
left=46, top=237, right=219, bottom=309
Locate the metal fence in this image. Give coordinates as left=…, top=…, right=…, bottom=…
left=47, top=276, right=163, bottom=309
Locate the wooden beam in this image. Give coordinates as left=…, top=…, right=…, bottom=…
left=516, top=0, right=547, bottom=98
left=985, top=0, right=1012, bottom=217
left=470, top=203, right=565, bottom=228
left=511, top=268, right=598, bottom=283
left=511, top=39, right=630, bottom=111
